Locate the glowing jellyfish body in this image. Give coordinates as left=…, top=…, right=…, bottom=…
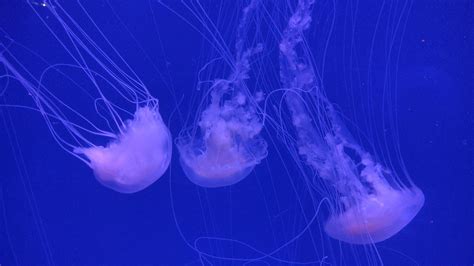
left=324, top=184, right=424, bottom=244
left=279, top=0, right=424, bottom=244
left=177, top=78, right=267, bottom=188
left=75, top=106, right=172, bottom=193
left=316, top=130, right=425, bottom=244
left=0, top=1, right=172, bottom=193
left=177, top=1, right=267, bottom=188
left=178, top=94, right=255, bottom=187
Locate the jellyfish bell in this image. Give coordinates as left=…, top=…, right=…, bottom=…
left=325, top=186, right=424, bottom=244
left=75, top=105, right=172, bottom=193
left=177, top=81, right=267, bottom=188
left=178, top=137, right=259, bottom=188
left=320, top=124, right=425, bottom=244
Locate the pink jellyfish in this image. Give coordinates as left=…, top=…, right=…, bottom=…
left=73, top=105, right=172, bottom=194
left=279, top=0, right=424, bottom=244
left=0, top=1, right=172, bottom=193
left=176, top=0, right=267, bottom=188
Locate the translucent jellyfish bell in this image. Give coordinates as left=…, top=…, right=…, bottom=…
left=75, top=106, right=172, bottom=193
left=279, top=0, right=424, bottom=244
left=178, top=81, right=267, bottom=188
left=324, top=184, right=424, bottom=244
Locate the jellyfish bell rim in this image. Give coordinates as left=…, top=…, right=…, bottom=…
left=324, top=186, right=425, bottom=245
left=92, top=164, right=159, bottom=194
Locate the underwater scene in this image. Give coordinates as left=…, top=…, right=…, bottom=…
left=0, top=0, right=472, bottom=265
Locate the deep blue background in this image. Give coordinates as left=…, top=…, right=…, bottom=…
left=0, top=0, right=472, bottom=265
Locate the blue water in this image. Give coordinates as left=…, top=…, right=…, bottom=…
left=0, top=1, right=472, bottom=265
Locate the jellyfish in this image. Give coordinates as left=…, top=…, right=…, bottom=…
left=73, top=105, right=172, bottom=194
left=176, top=0, right=267, bottom=188
left=279, top=0, right=424, bottom=244
left=0, top=1, right=172, bottom=193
